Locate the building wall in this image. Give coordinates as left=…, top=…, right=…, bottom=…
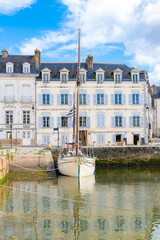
left=37, top=79, right=152, bottom=146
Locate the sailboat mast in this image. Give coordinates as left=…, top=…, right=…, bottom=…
left=75, top=27, right=81, bottom=155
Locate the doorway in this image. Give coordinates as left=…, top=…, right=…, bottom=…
left=22, top=131, right=31, bottom=146
left=79, top=130, right=87, bottom=146
left=116, top=134, right=121, bottom=142
left=134, top=134, right=139, bottom=145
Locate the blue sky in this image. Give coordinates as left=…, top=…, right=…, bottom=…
left=0, top=0, right=160, bottom=84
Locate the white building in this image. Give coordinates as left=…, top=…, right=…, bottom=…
left=0, top=49, right=40, bottom=146
left=36, top=54, right=152, bottom=146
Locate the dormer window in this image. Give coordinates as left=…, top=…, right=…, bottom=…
left=6, top=62, right=14, bottom=74
left=113, top=68, right=123, bottom=83
left=131, top=68, right=139, bottom=83
left=96, top=68, right=105, bottom=84
left=23, top=63, right=30, bottom=74
left=41, top=67, right=51, bottom=83
left=80, top=68, right=87, bottom=83
left=60, top=68, right=69, bottom=83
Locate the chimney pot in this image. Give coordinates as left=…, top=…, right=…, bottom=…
left=86, top=54, right=93, bottom=69
left=33, top=48, right=41, bottom=69
left=2, top=49, right=8, bottom=58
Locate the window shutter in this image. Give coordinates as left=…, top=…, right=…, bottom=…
left=122, top=94, right=126, bottom=105
left=68, top=94, right=72, bottom=105
left=104, top=94, right=108, bottom=105
left=50, top=117, right=54, bottom=128
left=57, top=94, right=61, bottom=105
left=140, top=117, right=144, bottom=127
left=129, top=116, right=133, bottom=127
left=111, top=94, right=115, bottom=105
left=86, top=94, right=90, bottom=105
left=123, top=117, right=126, bottom=127
left=38, top=117, right=42, bottom=128
left=97, top=134, right=100, bottom=144
left=50, top=94, right=54, bottom=105
left=111, top=117, right=115, bottom=127
left=57, top=117, right=61, bottom=127
left=97, top=113, right=100, bottom=128
left=129, top=94, right=132, bottom=104
left=93, top=94, right=97, bottom=105
left=38, top=94, right=42, bottom=105
left=112, top=134, right=116, bottom=143
left=101, top=134, right=105, bottom=144
left=87, top=117, right=91, bottom=128
left=101, top=113, right=105, bottom=128
left=140, top=94, right=144, bottom=105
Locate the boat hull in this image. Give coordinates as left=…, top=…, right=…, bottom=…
left=58, top=155, right=95, bottom=177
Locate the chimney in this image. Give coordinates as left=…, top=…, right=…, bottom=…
left=152, top=84, right=156, bottom=95
left=86, top=54, right=93, bottom=69
left=33, top=48, right=41, bottom=69
left=2, top=49, right=8, bottom=58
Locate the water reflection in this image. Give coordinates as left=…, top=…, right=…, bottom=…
left=0, top=170, right=159, bottom=239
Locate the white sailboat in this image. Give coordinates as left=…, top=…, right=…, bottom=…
left=58, top=27, right=96, bottom=177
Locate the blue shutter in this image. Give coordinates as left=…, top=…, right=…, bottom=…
left=111, top=117, right=115, bottom=127
left=38, top=140, right=41, bottom=145
left=87, top=117, right=91, bottom=128
left=123, top=117, right=126, bottom=127
left=101, top=134, right=105, bottom=144
left=86, top=94, right=90, bottom=105
left=129, top=94, right=132, bottom=104
left=112, top=134, right=116, bottom=143
left=57, top=94, right=61, bottom=105
left=38, top=117, right=42, bottom=128
left=68, top=94, right=72, bottom=105
left=57, top=117, right=61, bottom=127
left=140, top=117, right=144, bottom=127
left=50, top=117, right=54, bottom=128
left=97, top=113, right=100, bottom=128
left=122, top=94, right=126, bottom=105
left=38, top=94, right=42, bottom=105
left=93, top=94, right=97, bottom=105
left=104, top=94, right=108, bottom=104
left=111, top=94, right=115, bottom=105
left=140, top=94, right=144, bottom=105
left=97, top=134, right=100, bottom=144
left=129, top=116, right=133, bottom=127
left=101, top=113, right=105, bottom=128
left=50, top=94, right=54, bottom=105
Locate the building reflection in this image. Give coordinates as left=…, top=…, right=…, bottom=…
left=0, top=171, right=160, bottom=239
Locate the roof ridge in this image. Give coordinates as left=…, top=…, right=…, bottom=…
left=41, top=62, right=126, bottom=65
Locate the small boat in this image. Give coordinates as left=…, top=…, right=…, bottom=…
left=58, top=27, right=96, bottom=177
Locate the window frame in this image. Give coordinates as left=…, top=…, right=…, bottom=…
left=115, top=116, right=122, bottom=127
left=79, top=116, right=87, bottom=127
left=23, top=111, right=30, bottom=125
left=42, top=94, right=50, bottom=105
left=97, top=94, right=104, bottom=105
left=115, top=94, right=122, bottom=104
left=133, top=116, right=140, bottom=127
left=6, top=111, right=13, bottom=124
left=42, top=117, right=50, bottom=128
left=79, top=94, right=86, bottom=105
left=132, top=94, right=139, bottom=104
left=61, top=94, right=68, bottom=105
left=61, top=117, right=68, bottom=127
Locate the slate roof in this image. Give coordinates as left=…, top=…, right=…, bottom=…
left=155, top=86, right=160, bottom=98
left=38, top=62, right=146, bottom=81
left=0, top=55, right=37, bottom=74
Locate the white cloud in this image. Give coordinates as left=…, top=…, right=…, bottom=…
left=149, top=64, right=160, bottom=85
left=18, top=0, right=160, bottom=84
left=0, top=0, right=36, bottom=15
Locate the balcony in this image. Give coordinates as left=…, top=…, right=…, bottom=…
left=21, top=96, right=32, bottom=103
left=4, top=96, right=15, bottom=103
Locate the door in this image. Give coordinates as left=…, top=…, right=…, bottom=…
left=79, top=130, right=87, bottom=146
left=134, top=134, right=139, bottom=145
left=22, top=132, right=31, bottom=146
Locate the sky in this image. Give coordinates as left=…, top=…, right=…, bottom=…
left=0, top=0, right=160, bottom=84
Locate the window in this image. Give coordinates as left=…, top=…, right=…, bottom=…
left=132, top=94, right=139, bottom=104
left=97, top=74, right=103, bottom=83
left=61, top=117, right=68, bottom=127
left=115, top=94, right=122, bottom=104
left=97, top=113, right=105, bottom=128
left=24, top=67, right=30, bottom=74
left=43, top=117, right=50, bottom=128
left=43, top=74, right=49, bottom=82
left=23, top=111, right=30, bottom=124
left=62, top=74, right=67, bottom=83
left=6, top=63, right=14, bottom=74
left=79, top=94, right=86, bottom=105
left=97, top=94, right=104, bottom=104
left=79, top=117, right=86, bottom=127
left=80, top=74, right=85, bottom=83
left=97, top=134, right=105, bottom=144
left=133, top=116, right=140, bottom=127
left=115, top=116, right=122, bottom=127
left=133, top=74, right=138, bottom=83
left=115, top=74, right=121, bottom=83
left=61, top=94, right=68, bottom=105
left=42, top=94, right=50, bottom=105
left=6, top=111, right=13, bottom=124
left=6, top=132, right=12, bottom=139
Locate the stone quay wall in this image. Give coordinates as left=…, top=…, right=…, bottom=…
left=0, top=149, right=15, bottom=182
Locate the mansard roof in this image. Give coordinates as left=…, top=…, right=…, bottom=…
left=0, top=55, right=36, bottom=74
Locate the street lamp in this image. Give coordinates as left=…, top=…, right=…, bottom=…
left=10, top=123, right=13, bottom=148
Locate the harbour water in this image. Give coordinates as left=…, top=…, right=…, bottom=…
left=0, top=169, right=160, bottom=240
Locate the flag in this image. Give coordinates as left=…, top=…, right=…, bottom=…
left=67, top=107, right=76, bottom=118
